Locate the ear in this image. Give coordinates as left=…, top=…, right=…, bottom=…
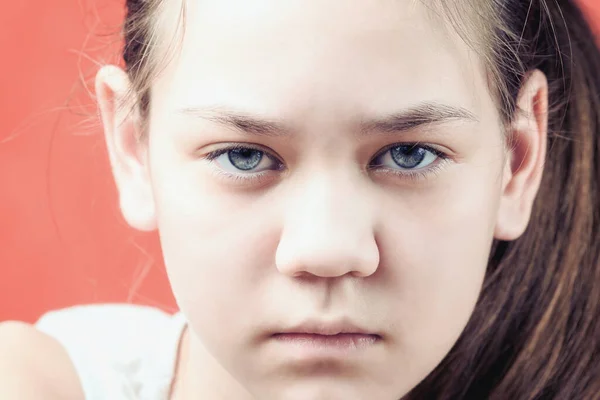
left=494, top=69, right=548, bottom=240
left=95, top=65, right=157, bottom=231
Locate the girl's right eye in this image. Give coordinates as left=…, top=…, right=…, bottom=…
left=204, top=145, right=283, bottom=175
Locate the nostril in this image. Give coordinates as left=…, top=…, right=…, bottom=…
left=275, top=222, right=380, bottom=278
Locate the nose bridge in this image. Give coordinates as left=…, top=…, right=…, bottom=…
left=275, top=170, right=380, bottom=278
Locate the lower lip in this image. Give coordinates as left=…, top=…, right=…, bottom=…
left=271, top=333, right=380, bottom=358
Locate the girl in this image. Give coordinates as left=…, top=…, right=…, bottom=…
left=0, top=0, right=599, bottom=399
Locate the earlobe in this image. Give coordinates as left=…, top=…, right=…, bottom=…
left=494, top=70, right=548, bottom=241
left=120, top=190, right=157, bottom=232
left=95, top=65, right=157, bottom=232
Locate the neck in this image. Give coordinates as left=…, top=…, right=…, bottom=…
left=170, top=327, right=255, bottom=400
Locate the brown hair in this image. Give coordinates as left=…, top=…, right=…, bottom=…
left=122, top=0, right=600, bottom=398
left=407, top=1, right=600, bottom=398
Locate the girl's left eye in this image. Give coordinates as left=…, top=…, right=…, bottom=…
left=369, top=144, right=444, bottom=171
left=204, top=146, right=282, bottom=174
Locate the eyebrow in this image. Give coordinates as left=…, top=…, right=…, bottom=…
left=359, top=102, right=478, bottom=135
left=177, top=102, right=478, bottom=138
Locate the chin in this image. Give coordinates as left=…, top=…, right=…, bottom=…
left=262, top=379, right=402, bottom=400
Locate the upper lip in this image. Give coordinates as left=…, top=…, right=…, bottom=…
left=276, top=318, right=380, bottom=337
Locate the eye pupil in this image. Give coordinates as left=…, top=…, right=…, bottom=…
left=390, top=145, right=426, bottom=169
left=228, top=148, right=263, bottom=171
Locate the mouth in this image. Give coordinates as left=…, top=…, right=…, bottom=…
left=270, top=319, right=382, bottom=356
left=276, top=319, right=380, bottom=336
left=272, top=332, right=380, bottom=349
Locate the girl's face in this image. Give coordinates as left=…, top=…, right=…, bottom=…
left=99, top=0, right=545, bottom=398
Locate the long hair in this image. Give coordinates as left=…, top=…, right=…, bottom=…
left=406, top=1, right=600, bottom=398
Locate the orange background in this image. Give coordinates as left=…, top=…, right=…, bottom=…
left=1, top=0, right=600, bottom=323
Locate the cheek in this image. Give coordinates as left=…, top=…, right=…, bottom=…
left=149, top=161, right=278, bottom=340
left=378, top=160, right=503, bottom=363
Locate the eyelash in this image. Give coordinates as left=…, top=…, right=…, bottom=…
left=203, top=143, right=450, bottom=184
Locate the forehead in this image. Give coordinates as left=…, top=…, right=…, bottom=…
left=151, top=0, right=493, bottom=124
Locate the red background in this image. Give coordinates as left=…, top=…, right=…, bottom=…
left=1, top=0, right=599, bottom=323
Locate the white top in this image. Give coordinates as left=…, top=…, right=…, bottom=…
left=35, top=304, right=187, bottom=400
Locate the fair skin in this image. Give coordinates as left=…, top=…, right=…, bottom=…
left=0, top=0, right=548, bottom=399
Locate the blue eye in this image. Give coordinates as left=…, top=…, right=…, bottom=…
left=205, top=146, right=281, bottom=173
left=371, top=144, right=441, bottom=171
left=227, top=148, right=264, bottom=171
left=203, top=142, right=448, bottom=185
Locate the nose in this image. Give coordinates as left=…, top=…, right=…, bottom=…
left=275, top=173, right=380, bottom=278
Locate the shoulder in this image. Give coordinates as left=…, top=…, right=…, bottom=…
left=0, top=320, right=83, bottom=399
left=36, top=304, right=184, bottom=399
left=35, top=303, right=176, bottom=342
left=35, top=304, right=180, bottom=366
left=0, top=304, right=183, bottom=400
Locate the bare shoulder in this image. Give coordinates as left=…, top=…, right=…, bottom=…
left=0, top=321, right=84, bottom=399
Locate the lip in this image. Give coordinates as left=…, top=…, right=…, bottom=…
left=276, top=319, right=380, bottom=337
left=269, top=319, right=382, bottom=360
